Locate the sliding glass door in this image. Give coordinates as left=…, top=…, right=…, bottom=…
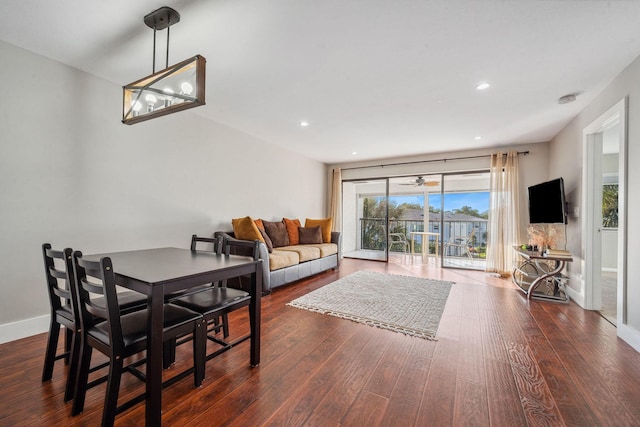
left=440, top=172, right=490, bottom=270
left=387, top=175, right=442, bottom=262
left=341, top=172, right=490, bottom=270
left=342, top=179, right=389, bottom=261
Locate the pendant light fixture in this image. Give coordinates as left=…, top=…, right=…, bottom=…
left=122, top=6, right=206, bottom=125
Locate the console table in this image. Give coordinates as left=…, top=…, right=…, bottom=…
left=512, top=246, right=572, bottom=303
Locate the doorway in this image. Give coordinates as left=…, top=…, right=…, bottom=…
left=583, top=98, right=626, bottom=327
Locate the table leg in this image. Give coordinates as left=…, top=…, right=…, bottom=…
left=146, top=285, right=164, bottom=426
left=249, top=262, right=262, bottom=366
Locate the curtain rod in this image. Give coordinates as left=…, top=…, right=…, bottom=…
left=340, top=150, right=529, bottom=171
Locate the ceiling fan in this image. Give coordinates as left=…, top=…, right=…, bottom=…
left=399, top=176, right=440, bottom=187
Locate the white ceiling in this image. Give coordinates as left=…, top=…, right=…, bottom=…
left=2, top=0, right=640, bottom=164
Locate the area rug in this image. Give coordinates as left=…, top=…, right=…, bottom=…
left=287, top=270, right=453, bottom=340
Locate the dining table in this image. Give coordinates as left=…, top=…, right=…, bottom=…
left=83, top=247, right=262, bottom=426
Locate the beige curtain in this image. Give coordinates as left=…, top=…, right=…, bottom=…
left=486, top=151, right=521, bottom=276
left=330, top=168, right=342, bottom=232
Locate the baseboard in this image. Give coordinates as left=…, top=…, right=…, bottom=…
left=565, top=285, right=585, bottom=307
left=618, top=323, right=640, bottom=353
left=0, top=315, right=49, bottom=344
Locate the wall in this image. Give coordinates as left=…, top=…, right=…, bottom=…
left=0, top=41, right=326, bottom=342
left=550, top=52, right=640, bottom=349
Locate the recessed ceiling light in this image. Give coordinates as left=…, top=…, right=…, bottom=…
left=474, top=136, right=482, bottom=140
left=475, top=82, right=491, bottom=90
left=299, top=120, right=309, bottom=127
left=352, top=151, right=358, bottom=155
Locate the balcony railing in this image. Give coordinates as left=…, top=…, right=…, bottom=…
left=359, top=218, right=487, bottom=258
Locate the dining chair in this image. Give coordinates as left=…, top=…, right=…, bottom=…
left=444, top=228, right=476, bottom=258
left=170, top=238, right=259, bottom=360
left=71, top=251, right=206, bottom=427
left=41, top=244, right=78, bottom=402
left=388, top=233, right=410, bottom=253
left=163, top=235, right=223, bottom=303
left=41, top=243, right=148, bottom=402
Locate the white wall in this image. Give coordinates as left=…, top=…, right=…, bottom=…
left=0, top=41, right=326, bottom=340
left=550, top=52, right=640, bottom=348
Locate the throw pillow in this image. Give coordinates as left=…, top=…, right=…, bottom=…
left=305, top=218, right=333, bottom=243
left=283, top=218, right=301, bottom=245
left=231, top=216, right=265, bottom=243
left=258, top=228, right=273, bottom=253
left=263, top=220, right=290, bottom=248
left=298, top=226, right=323, bottom=244
left=254, top=218, right=265, bottom=231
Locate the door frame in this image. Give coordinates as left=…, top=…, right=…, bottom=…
left=582, top=98, right=629, bottom=333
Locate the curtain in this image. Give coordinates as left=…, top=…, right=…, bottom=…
left=486, top=151, right=521, bottom=276
left=330, top=168, right=342, bottom=232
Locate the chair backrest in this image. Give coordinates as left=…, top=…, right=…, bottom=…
left=223, top=239, right=261, bottom=260
left=446, top=228, right=476, bottom=245
left=191, top=234, right=223, bottom=254
left=72, top=251, right=125, bottom=354
left=42, top=244, right=77, bottom=321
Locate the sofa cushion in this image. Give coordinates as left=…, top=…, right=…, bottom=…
left=283, top=218, right=301, bottom=245
left=263, top=220, right=290, bottom=247
left=305, top=243, right=338, bottom=258
left=276, top=245, right=321, bottom=262
left=269, top=250, right=299, bottom=271
left=305, top=218, right=333, bottom=243
left=232, top=216, right=264, bottom=243
left=298, top=226, right=323, bottom=244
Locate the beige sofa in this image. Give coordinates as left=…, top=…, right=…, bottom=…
left=214, top=230, right=341, bottom=294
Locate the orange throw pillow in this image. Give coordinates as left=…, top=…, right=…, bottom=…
left=283, top=218, right=301, bottom=245
left=305, top=218, right=333, bottom=243
left=254, top=218, right=265, bottom=231
left=231, top=216, right=265, bottom=243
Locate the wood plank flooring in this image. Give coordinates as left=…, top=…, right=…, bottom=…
left=2, top=258, right=640, bottom=426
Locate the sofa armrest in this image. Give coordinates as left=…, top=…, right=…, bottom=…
left=331, top=231, right=342, bottom=267
left=214, top=231, right=271, bottom=294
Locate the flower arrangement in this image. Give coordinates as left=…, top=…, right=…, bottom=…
left=527, top=224, right=564, bottom=250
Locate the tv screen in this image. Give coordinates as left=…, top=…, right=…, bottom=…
left=528, top=178, right=567, bottom=224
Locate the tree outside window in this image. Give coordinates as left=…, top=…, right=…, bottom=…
left=602, top=184, right=618, bottom=228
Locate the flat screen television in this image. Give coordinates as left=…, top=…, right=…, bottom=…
left=528, top=178, right=567, bottom=224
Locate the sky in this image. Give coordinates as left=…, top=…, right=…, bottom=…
left=390, top=192, right=490, bottom=213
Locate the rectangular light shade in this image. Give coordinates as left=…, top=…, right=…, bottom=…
left=122, top=55, right=206, bottom=125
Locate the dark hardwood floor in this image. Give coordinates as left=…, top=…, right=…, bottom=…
left=2, top=258, right=640, bottom=426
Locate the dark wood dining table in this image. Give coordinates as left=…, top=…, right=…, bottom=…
left=83, top=247, right=262, bottom=426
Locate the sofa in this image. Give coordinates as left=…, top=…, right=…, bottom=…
left=215, top=217, right=341, bottom=294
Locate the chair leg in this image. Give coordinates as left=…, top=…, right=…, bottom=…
left=64, top=330, right=81, bottom=402
left=193, top=319, right=206, bottom=387
left=64, top=327, right=73, bottom=365
left=222, top=314, right=230, bottom=338
left=102, top=357, right=124, bottom=427
left=163, top=339, right=177, bottom=368
left=42, top=319, right=60, bottom=382
left=71, top=343, right=93, bottom=416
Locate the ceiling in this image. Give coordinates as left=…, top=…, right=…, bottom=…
left=2, top=1, right=640, bottom=164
